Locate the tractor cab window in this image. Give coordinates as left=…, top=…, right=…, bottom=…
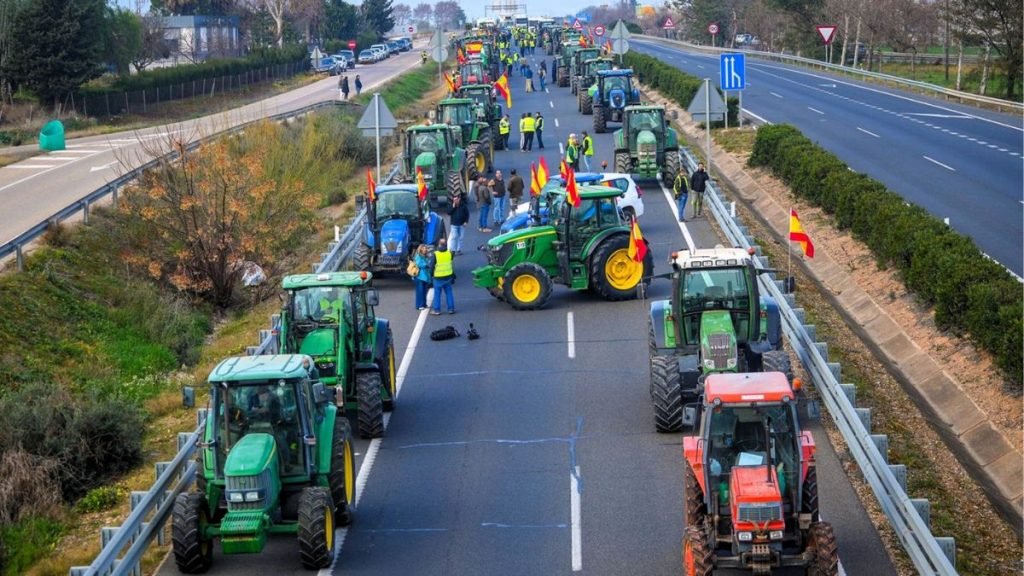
left=216, top=380, right=305, bottom=476
left=706, top=404, right=798, bottom=501
left=629, top=111, right=662, bottom=135
left=441, top=105, right=472, bottom=125
left=574, top=197, right=621, bottom=229
left=413, top=133, right=441, bottom=154
left=291, top=286, right=350, bottom=325
left=678, top=266, right=752, bottom=345
left=603, top=75, right=628, bottom=91
left=377, top=191, right=419, bottom=218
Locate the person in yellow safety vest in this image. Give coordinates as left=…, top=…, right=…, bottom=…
left=581, top=131, right=595, bottom=171
left=522, top=113, right=536, bottom=151
left=518, top=113, right=528, bottom=151
left=430, top=239, right=455, bottom=315
left=499, top=115, right=511, bottom=150
left=566, top=134, right=580, bottom=171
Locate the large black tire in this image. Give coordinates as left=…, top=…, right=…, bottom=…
left=172, top=493, right=213, bottom=574
left=682, top=526, right=713, bottom=576
left=380, top=329, right=397, bottom=411
left=487, top=286, right=506, bottom=302
left=581, top=92, right=593, bottom=115
left=479, top=131, right=494, bottom=172
left=502, top=262, right=553, bottom=310
left=762, top=349, right=794, bottom=383
left=353, top=244, right=371, bottom=272
left=801, top=465, right=820, bottom=523
left=356, top=371, right=384, bottom=438
left=328, top=418, right=356, bottom=526
left=588, top=234, right=652, bottom=301
left=663, top=150, right=681, bottom=186
left=466, top=143, right=483, bottom=181
left=683, top=461, right=706, bottom=527
left=614, top=151, right=630, bottom=174
left=651, top=355, right=684, bottom=433
left=446, top=170, right=465, bottom=202
left=297, top=487, right=335, bottom=569
left=806, top=522, right=840, bottom=576
left=571, top=76, right=579, bottom=95
left=593, top=105, right=607, bottom=133
left=557, top=67, right=569, bottom=87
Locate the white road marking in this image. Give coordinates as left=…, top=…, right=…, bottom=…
left=819, top=83, right=837, bottom=88
left=559, top=142, right=565, bottom=155
left=554, top=118, right=560, bottom=128
left=549, top=100, right=554, bottom=109
left=570, top=465, right=582, bottom=572
left=808, top=106, right=824, bottom=115
left=658, top=182, right=696, bottom=251
left=769, top=92, right=783, bottom=99
left=9, top=164, right=59, bottom=169
left=566, top=311, right=576, bottom=359
left=50, top=149, right=103, bottom=154
left=41, top=156, right=78, bottom=161
left=923, top=155, right=956, bottom=171
left=856, top=127, right=879, bottom=138
left=904, top=112, right=971, bottom=119
left=90, top=161, right=118, bottom=172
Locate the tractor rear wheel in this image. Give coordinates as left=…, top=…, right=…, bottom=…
left=581, top=92, right=593, bottom=115
left=557, top=67, right=568, bottom=87
left=466, top=143, right=485, bottom=180
left=353, top=244, right=371, bottom=272
left=614, top=151, right=630, bottom=174
left=682, top=527, right=713, bottom=576
left=593, top=105, right=607, bottom=133
left=297, top=487, right=335, bottom=569
left=171, top=493, right=213, bottom=573
left=589, top=234, right=651, bottom=301
left=503, top=262, right=553, bottom=310
left=663, top=150, right=681, bottom=186
left=328, top=418, right=356, bottom=526
left=683, top=461, right=707, bottom=527
left=380, top=329, right=397, bottom=411
left=446, top=170, right=465, bottom=202
left=356, top=371, right=385, bottom=438
left=651, top=355, right=684, bottom=433
left=806, top=522, right=840, bottom=576
left=762, top=349, right=794, bottom=383
left=801, top=465, right=820, bottom=523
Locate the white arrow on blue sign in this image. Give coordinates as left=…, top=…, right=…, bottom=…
left=719, top=53, right=746, bottom=90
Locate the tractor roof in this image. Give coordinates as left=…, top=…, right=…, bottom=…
left=597, top=69, right=634, bottom=77
left=408, top=123, right=451, bottom=133
left=704, top=372, right=795, bottom=406
left=438, top=98, right=474, bottom=105
left=626, top=104, right=666, bottom=112
left=671, top=246, right=753, bottom=269
left=208, top=354, right=312, bottom=383
left=549, top=183, right=627, bottom=199
left=459, top=84, right=492, bottom=92
left=375, top=184, right=418, bottom=195
left=282, top=271, right=372, bottom=290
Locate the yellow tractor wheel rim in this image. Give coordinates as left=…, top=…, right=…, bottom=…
left=387, top=344, right=397, bottom=397
left=343, top=440, right=355, bottom=504
left=325, top=506, right=334, bottom=549
left=605, top=249, right=643, bottom=290
left=512, top=274, right=541, bottom=302
left=475, top=151, right=486, bottom=173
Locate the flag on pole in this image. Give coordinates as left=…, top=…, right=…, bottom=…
left=578, top=35, right=587, bottom=47
left=445, top=71, right=457, bottom=94
left=603, top=39, right=612, bottom=54
left=628, top=218, right=648, bottom=263
left=457, top=47, right=466, bottom=64
left=366, top=168, right=376, bottom=202
left=416, top=167, right=429, bottom=202
left=494, top=72, right=512, bottom=108
left=565, top=168, right=581, bottom=208
left=537, top=156, right=550, bottom=188
left=788, top=209, right=815, bottom=258
left=559, top=159, right=569, bottom=180
left=530, top=162, right=541, bottom=196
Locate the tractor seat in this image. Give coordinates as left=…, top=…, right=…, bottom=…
left=705, top=286, right=727, bottom=299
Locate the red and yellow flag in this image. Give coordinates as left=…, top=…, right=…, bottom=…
left=537, top=156, right=550, bottom=188
left=445, top=71, right=457, bottom=94
left=789, top=209, right=815, bottom=258
left=578, top=35, right=587, bottom=47
left=493, top=73, right=512, bottom=108
left=416, top=167, right=429, bottom=202
left=565, top=167, right=581, bottom=208
left=628, top=218, right=648, bottom=263
left=530, top=162, right=541, bottom=196
left=603, top=39, right=612, bottom=54
left=366, top=168, right=376, bottom=202
left=559, top=159, right=569, bottom=181
left=457, top=46, right=466, bottom=64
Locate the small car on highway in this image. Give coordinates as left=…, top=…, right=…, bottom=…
left=358, top=50, right=376, bottom=64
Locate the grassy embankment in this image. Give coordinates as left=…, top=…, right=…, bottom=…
left=1, top=62, right=443, bottom=576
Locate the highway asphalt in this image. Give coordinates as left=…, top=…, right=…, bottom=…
left=632, top=39, right=1024, bottom=278
left=158, top=47, right=895, bottom=576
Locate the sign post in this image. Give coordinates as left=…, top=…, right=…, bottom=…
left=662, top=16, right=676, bottom=38
left=429, top=26, right=448, bottom=96
left=358, top=95, right=398, bottom=184
left=708, top=23, right=719, bottom=47
left=719, top=53, right=745, bottom=128
left=610, top=19, right=632, bottom=65
left=816, top=24, right=837, bottom=64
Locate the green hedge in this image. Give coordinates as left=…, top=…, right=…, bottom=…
left=750, top=124, right=1022, bottom=390
left=82, top=45, right=307, bottom=94
left=623, top=51, right=738, bottom=126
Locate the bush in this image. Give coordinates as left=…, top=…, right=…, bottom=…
left=0, top=515, right=66, bottom=576
left=74, top=485, right=125, bottom=514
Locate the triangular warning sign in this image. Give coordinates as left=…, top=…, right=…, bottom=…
left=687, top=82, right=728, bottom=122
left=572, top=19, right=583, bottom=30
left=816, top=25, right=837, bottom=45
left=662, top=16, right=676, bottom=29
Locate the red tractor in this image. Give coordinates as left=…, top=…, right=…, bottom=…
left=682, top=372, right=839, bottom=575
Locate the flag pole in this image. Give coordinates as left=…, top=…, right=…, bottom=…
left=787, top=207, right=793, bottom=295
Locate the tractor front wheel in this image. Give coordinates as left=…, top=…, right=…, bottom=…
left=593, top=105, right=608, bottom=133
left=663, top=150, right=681, bottom=186
left=651, top=355, right=684, bottom=433
left=353, top=244, right=371, bottom=273
left=557, top=67, right=569, bottom=87
left=328, top=418, right=356, bottom=526
left=682, top=527, right=713, bottom=576
left=380, top=329, right=397, bottom=411
left=581, top=92, right=593, bottom=115
left=801, top=465, right=820, bottom=523
left=614, top=151, right=630, bottom=174
left=356, top=371, right=385, bottom=438
left=761, top=349, right=795, bottom=383
left=589, top=234, right=651, bottom=301
left=171, top=493, right=213, bottom=574
left=446, top=170, right=466, bottom=202
left=503, top=262, right=553, bottom=310
left=683, top=461, right=706, bottom=526
left=806, top=522, right=840, bottom=576
left=297, top=487, right=336, bottom=569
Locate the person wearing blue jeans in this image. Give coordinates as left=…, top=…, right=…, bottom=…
left=474, top=177, right=492, bottom=231
left=490, top=171, right=507, bottom=227
left=672, top=171, right=689, bottom=221
left=412, top=244, right=433, bottom=310
left=430, top=239, right=455, bottom=314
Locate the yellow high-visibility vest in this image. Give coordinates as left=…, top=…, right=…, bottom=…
left=434, top=250, right=453, bottom=277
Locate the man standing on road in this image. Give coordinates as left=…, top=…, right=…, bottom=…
left=354, top=75, right=363, bottom=96
left=339, top=75, right=349, bottom=100
left=491, top=170, right=507, bottom=227
left=690, top=162, right=709, bottom=218
left=581, top=131, right=594, bottom=171
left=566, top=134, right=580, bottom=171
left=430, top=239, right=456, bottom=315
left=522, top=112, right=536, bottom=151
left=448, top=193, right=469, bottom=254
left=499, top=115, right=511, bottom=150
left=475, top=176, right=492, bottom=232
left=507, top=169, right=525, bottom=214
left=538, top=65, right=546, bottom=91
left=534, top=112, right=545, bottom=150
left=673, top=170, right=690, bottom=221
left=519, top=113, right=528, bottom=151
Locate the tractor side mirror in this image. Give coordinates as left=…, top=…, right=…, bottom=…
left=682, top=404, right=699, bottom=427
left=365, top=288, right=380, bottom=306
left=311, top=382, right=331, bottom=405
left=356, top=194, right=365, bottom=208
left=182, top=386, right=195, bottom=408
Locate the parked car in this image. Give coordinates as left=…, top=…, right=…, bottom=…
left=371, top=43, right=390, bottom=59
left=358, top=49, right=376, bottom=64
left=397, top=37, right=412, bottom=51
left=330, top=54, right=349, bottom=70
left=386, top=41, right=400, bottom=55
left=845, top=42, right=868, bottom=65
left=311, top=56, right=343, bottom=75
left=336, top=50, right=356, bottom=69
left=371, top=47, right=387, bottom=61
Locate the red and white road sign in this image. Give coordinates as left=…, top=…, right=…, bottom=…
left=594, top=24, right=606, bottom=36
left=407, top=25, right=415, bottom=34
left=663, top=16, right=676, bottom=29
left=708, top=23, right=719, bottom=35
left=347, top=40, right=356, bottom=49
left=816, top=25, right=837, bottom=45
left=572, top=19, right=583, bottom=30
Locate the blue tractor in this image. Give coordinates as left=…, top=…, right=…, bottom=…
left=587, top=69, right=641, bottom=133
left=353, top=184, right=446, bottom=274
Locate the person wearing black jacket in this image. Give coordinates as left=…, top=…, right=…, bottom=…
left=448, top=193, right=470, bottom=255
left=689, top=162, right=710, bottom=217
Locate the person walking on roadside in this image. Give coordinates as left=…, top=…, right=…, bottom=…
left=354, top=75, right=363, bottom=96
left=581, top=131, right=594, bottom=171
left=672, top=170, right=690, bottom=221
left=412, top=244, right=433, bottom=311
left=522, top=112, right=536, bottom=151
left=339, top=75, right=349, bottom=100
left=690, top=162, right=709, bottom=217
left=491, top=170, right=507, bottom=227
left=499, top=115, right=511, bottom=150
left=448, top=192, right=469, bottom=254
left=524, top=64, right=534, bottom=93
left=430, top=239, right=456, bottom=315
left=565, top=134, right=580, bottom=171
left=507, top=168, right=525, bottom=215
left=475, top=176, right=493, bottom=232
left=534, top=112, right=545, bottom=149
left=537, top=65, right=546, bottom=91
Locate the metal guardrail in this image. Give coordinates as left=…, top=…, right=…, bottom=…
left=681, top=146, right=959, bottom=574
left=1, top=100, right=344, bottom=271
left=638, top=35, right=1022, bottom=113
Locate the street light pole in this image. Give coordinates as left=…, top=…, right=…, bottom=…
left=944, top=0, right=950, bottom=82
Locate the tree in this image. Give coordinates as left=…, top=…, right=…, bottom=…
left=412, top=2, right=432, bottom=26
left=6, top=0, right=106, bottom=106
left=952, top=0, right=1023, bottom=99
left=433, top=0, right=464, bottom=30
left=131, top=18, right=171, bottom=72
left=361, top=0, right=394, bottom=38
left=104, top=8, right=143, bottom=76
left=392, top=2, right=411, bottom=26
left=0, top=0, right=24, bottom=102
left=149, top=0, right=236, bottom=15
left=323, top=0, right=360, bottom=41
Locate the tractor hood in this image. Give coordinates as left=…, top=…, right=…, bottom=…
left=225, top=433, right=279, bottom=477
left=730, top=465, right=785, bottom=532
left=636, top=129, right=657, bottom=146
left=298, top=328, right=337, bottom=358
left=700, top=310, right=738, bottom=372
left=415, top=152, right=437, bottom=171
left=608, top=88, right=627, bottom=109
left=379, top=219, right=410, bottom=256
left=487, top=225, right=557, bottom=248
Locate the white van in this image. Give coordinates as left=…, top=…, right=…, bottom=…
left=371, top=43, right=390, bottom=59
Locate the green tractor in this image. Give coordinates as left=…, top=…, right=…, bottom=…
left=173, top=353, right=356, bottom=571
left=613, top=105, right=682, bottom=184
left=569, top=47, right=601, bottom=94
left=437, top=97, right=494, bottom=180
left=556, top=41, right=582, bottom=87
left=472, top=184, right=653, bottom=310
left=457, top=84, right=504, bottom=147
left=587, top=69, right=641, bottom=133
left=648, top=247, right=793, bottom=432
left=400, top=124, right=467, bottom=207
left=577, top=57, right=615, bottom=114
left=278, top=272, right=396, bottom=439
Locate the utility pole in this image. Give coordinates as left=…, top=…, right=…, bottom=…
left=944, top=0, right=950, bottom=82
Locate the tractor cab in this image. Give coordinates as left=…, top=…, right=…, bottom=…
left=547, top=186, right=631, bottom=289
left=624, top=107, right=666, bottom=144
left=581, top=57, right=613, bottom=83
left=458, top=85, right=497, bottom=112
left=459, top=62, right=490, bottom=85
left=359, top=184, right=443, bottom=271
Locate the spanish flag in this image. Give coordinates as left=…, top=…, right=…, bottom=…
left=537, top=156, right=550, bottom=188
left=366, top=168, right=376, bottom=202
left=789, top=209, right=815, bottom=258
left=565, top=167, right=581, bottom=208
left=445, top=71, right=457, bottom=94
left=603, top=39, right=613, bottom=54
left=416, top=167, right=428, bottom=202
left=628, top=218, right=647, bottom=263
left=559, top=159, right=569, bottom=180
left=530, top=162, right=541, bottom=196
left=578, top=35, right=587, bottom=47
left=493, top=72, right=512, bottom=109
left=457, top=47, right=466, bottom=64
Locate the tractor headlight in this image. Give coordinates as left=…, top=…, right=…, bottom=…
left=770, top=530, right=784, bottom=540
left=244, top=491, right=261, bottom=502
left=737, top=531, right=753, bottom=542
left=727, top=358, right=737, bottom=369
left=704, top=358, right=716, bottom=370
left=228, top=492, right=244, bottom=502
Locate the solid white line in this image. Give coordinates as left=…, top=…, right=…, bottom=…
left=808, top=106, right=824, bottom=115
left=923, top=155, right=956, bottom=171
left=856, top=127, right=879, bottom=138
left=570, top=466, right=582, bottom=571
left=566, top=311, right=576, bottom=359
left=549, top=100, right=554, bottom=109
left=742, top=109, right=772, bottom=125
left=554, top=118, right=560, bottom=128
left=659, top=182, right=696, bottom=251
left=769, top=91, right=783, bottom=99
left=41, top=156, right=78, bottom=161
left=50, top=149, right=103, bottom=154
left=559, top=142, right=565, bottom=155
left=9, top=165, right=59, bottom=169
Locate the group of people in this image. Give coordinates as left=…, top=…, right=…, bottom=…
left=672, top=162, right=710, bottom=221
left=337, top=74, right=363, bottom=101
left=563, top=132, right=595, bottom=171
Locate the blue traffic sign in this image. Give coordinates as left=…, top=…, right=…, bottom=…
left=719, top=53, right=745, bottom=90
